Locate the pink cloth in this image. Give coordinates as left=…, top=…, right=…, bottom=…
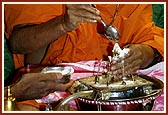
left=36, top=60, right=164, bottom=111
left=137, top=62, right=164, bottom=111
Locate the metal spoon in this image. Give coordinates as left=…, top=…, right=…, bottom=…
left=91, top=4, right=120, bottom=42
left=100, top=17, right=120, bottom=42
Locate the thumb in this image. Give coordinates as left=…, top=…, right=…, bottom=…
left=54, top=80, right=74, bottom=91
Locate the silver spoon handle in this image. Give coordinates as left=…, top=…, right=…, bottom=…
left=100, top=19, right=107, bottom=28
left=90, top=4, right=107, bottom=27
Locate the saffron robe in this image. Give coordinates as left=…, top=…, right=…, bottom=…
left=5, top=4, right=164, bottom=69
left=4, top=4, right=164, bottom=109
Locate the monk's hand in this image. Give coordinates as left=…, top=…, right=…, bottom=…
left=63, top=4, right=101, bottom=31
left=11, top=73, right=74, bottom=101
left=110, top=44, right=155, bottom=78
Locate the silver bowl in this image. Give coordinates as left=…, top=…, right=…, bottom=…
left=54, top=74, right=163, bottom=111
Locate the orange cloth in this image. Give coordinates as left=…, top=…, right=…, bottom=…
left=17, top=100, right=47, bottom=110
left=4, top=4, right=164, bottom=109
left=5, top=4, right=164, bottom=69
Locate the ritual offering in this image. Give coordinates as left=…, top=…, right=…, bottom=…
left=67, top=74, right=163, bottom=111
left=54, top=43, right=163, bottom=111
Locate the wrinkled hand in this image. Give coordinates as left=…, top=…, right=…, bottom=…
left=110, top=44, right=154, bottom=78
left=11, top=73, right=74, bottom=101
left=63, top=4, right=101, bottom=31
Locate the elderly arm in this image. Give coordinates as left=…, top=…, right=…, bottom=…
left=4, top=73, right=73, bottom=102
left=9, top=4, right=101, bottom=55
left=9, top=16, right=67, bottom=54
left=8, top=4, right=101, bottom=64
